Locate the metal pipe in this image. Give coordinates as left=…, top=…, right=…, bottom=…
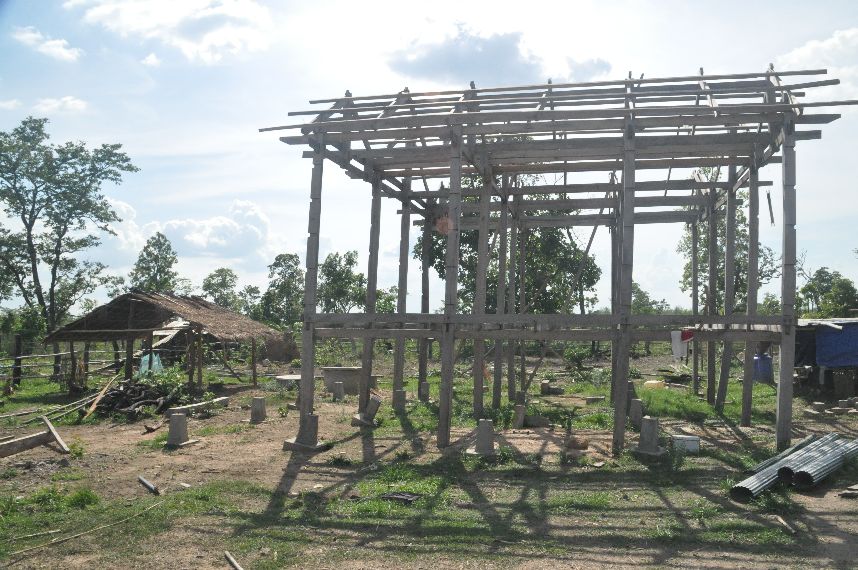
left=776, top=434, right=844, bottom=484
left=747, top=434, right=818, bottom=474
left=794, top=439, right=858, bottom=490
left=730, top=434, right=840, bottom=502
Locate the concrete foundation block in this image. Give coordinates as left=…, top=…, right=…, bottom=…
left=629, top=398, right=643, bottom=429
left=467, top=419, right=495, bottom=456
left=351, top=394, right=383, bottom=427
left=392, top=389, right=406, bottom=412
left=585, top=395, right=606, bottom=404
left=332, top=381, right=345, bottom=402
left=633, top=416, right=667, bottom=459
left=524, top=415, right=550, bottom=428
left=166, top=413, right=197, bottom=448
left=250, top=397, right=267, bottom=424
left=276, top=375, right=299, bottom=390
left=283, top=413, right=329, bottom=452
left=513, top=404, right=526, bottom=429
left=811, top=401, right=826, bottom=412
left=671, top=434, right=700, bottom=454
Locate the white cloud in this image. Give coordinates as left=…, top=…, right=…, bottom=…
left=777, top=28, right=858, bottom=100
left=66, top=0, right=274, bottom=65
left=141, top=52, right=161, bottom=67
left=32, top=96, right=88, bottom=113
left=11, top=26, right=84, bottom=62
left=0, top=99, right=22, bottom=110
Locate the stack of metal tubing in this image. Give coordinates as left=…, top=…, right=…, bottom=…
left=730, top=433, right=858, bottom=502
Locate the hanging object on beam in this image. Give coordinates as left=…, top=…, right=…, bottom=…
left=767, top=190, right=776, bottom=225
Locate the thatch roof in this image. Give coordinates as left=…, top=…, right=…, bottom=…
left=45, top=291, right=282, bottom=343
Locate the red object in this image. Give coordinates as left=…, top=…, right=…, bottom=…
left=680, top=330, right=694, bottom=342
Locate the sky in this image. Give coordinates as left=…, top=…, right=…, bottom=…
left=1, top=0, right=857, bottom=314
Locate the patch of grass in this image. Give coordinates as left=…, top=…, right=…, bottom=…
left=572, top=411, right=612, bottom=429
left=547, top=491, right=614, bottom=513
left=137, top=432, right=168, bottom=450
left=325, top=454, right=353, bottom=467
left=68, top=439, right=85, bottom=459
left=701, top=518, right=794, bottom=546
left=640, top=387, right=712, bottom=423
left=51, top=468, right=85, bottom=482
left=0, top=467, right=19, bottom=480
left=195, top=423, right=251, bottom=437
left=646, top=516, right=684, bottom=541
left=690, top=499, right=722, bottom=525
left=752, top=488, right=801, bottom=515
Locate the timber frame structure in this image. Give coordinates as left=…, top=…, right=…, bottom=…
left=263, top=67, right=855, bottom=453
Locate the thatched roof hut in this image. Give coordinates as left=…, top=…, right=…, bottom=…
left=45, top=291, right=282, bottom=343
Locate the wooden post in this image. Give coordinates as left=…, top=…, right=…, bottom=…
left=12, top=334, right=22, bottom=388
left=716, top=161, right=738, bottom=412
left=706, top=187, right=718, bottom=404
left=741, top=165, right=760, bottom=426
left=777, top=118, right=797, bottom=450
left=82, top=342, right=90, bottom=388
left=125, top=338, right=134, bottom=380
left=112, top=340, right=121, bottom=374
left=517, top=224, right=527, bottom=390
left=691, top=222, right=700, bottom=395
left=251, top=337, right=258, bottom=387
left=392, top=184, right=411, bottom=400
left=438, top=126, right=463, bottom=449
left=196, top=328, right=203, bottom=387
left=611, top=120, right=635, bottom=455
left=417, top=217, right=431, bottom=400
left=360, top=175, right=382, bottom=414
left=68, top=342, right=77, bottom=390
left=299, top=134, right=325, bottom=421
left=610, top=201, right=620, bottom=404
left=506, top=194, right=518, bottom=400
left=492, top=187, right=509, bottom=409
left=186, top=332, right=195, bottom=385
left=471, top=171, right=491, bottom=417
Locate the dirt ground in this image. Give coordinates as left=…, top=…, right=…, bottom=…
left=2, top=358, right=858, bottom=569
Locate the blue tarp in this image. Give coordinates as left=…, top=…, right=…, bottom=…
left=816, top=323, right=858, bottom=367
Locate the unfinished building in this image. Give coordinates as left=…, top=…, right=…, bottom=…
left=263, top=67, right=853, bottom=453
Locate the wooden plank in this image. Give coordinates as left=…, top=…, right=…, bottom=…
left=0, top=431, right=52, bottom=458
left=166, top=396, right=230, bottom=417
left=41, top=416, right=70, bottom=454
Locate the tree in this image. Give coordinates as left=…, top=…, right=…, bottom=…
left=375, top=286, right=398, bottom=314
left=415, top=175, right=601, bottom=315
left=758, top=292, right=781, bottom=316
left=128, top=232, right=183, bottom=293
left=0, top=117, right=137, bottom=333
left=631, top=282, right=669, bottom=314
left=318, top=250, right=366, bottom=313
left=800, top=267, right=858, bottom=318
left=677, top=168, right=779, bottom=313
left=238, top=285, right=262, bottom=320
left=260, top=253, right=304, bottom=326
left=202, top=268, right=240, bottom=310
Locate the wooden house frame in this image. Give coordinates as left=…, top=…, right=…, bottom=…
left=263, top=67, right=855, bottom=453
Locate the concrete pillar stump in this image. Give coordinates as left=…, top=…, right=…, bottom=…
left=633, top=415, right=666, bottom=459
left=250, top=397, right=267, bottom=424
left=166, top=413, right=197, bottom=448
left=513, top=404, right=526, bottom=429
left=467, top=419, right=496, bottom=456
left=629, top=398, right=643, bottom=429
left=283, top=413, right=329, bottom=452
left=352, top=393, right=383, bottom=427
left=392, top=389, right=406, bottom=412
left=332, top=381, right=345, bottom=402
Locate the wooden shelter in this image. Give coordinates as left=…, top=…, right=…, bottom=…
left=263, top=67, right=856, bottom=453
left=46, top=291, right=283, bottom=385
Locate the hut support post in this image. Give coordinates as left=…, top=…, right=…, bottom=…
left=716, top=162, right=738, bottom=412
left=611, top=122, right=635, bottom=455
left=360, top=175, right=382, bottom=414
left=251, top=338, right=258, bottom=387
left=493, top=187, right=509, bottom=409
left=68, top=342, right=76, bottom=390
left=517, top=225, right=527, bottom=390
left=12, top=334, right=22, bottom=388
left=437, top=127, right=463, bottom=449
left=82, top=342, right=90, bottom=387
left=196, top=328, right=203, bottom=387
left=706, top=188, right=718, bottom=404
left=392, top=186, right=411, bottom=404
left=417, top=218, right=431, bottom=401
left=777, top=119, right=797, bottom=450
left=691, top=222, right=700, bottom=395
left=506, top=195, right=518, bottom=400
left=298, top=139, right=324, bottom=427
left=472, top=170, right=491, bottom=417
left=125, top=338, right=134, bottom=380
left=741, top=165, right=760, bottom=426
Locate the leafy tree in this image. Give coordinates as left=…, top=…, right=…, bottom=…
left=0, top=117, right=137, bottom=333
left=677, top=168, right=779, bottom=313
left=201, top=267, right=240, bottom=310
left=238, top=285, right=262, bottom=320
left=260, top=253, right=304, bottom=326
left=758, top=292, right=781, bottom=316
left=800, top=267, right=858, bottom=318
left=375, top=286, right=398, bottom=314
left=318, top=250, right=366, bottom=313
left=631, top=282, right=669, bottom=314
left=129, top=232, right=183, bottom=292
left=415, top=176, right=601, bottom=315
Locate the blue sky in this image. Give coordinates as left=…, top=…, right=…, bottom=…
left=1, top=0, right=857, bottom=312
